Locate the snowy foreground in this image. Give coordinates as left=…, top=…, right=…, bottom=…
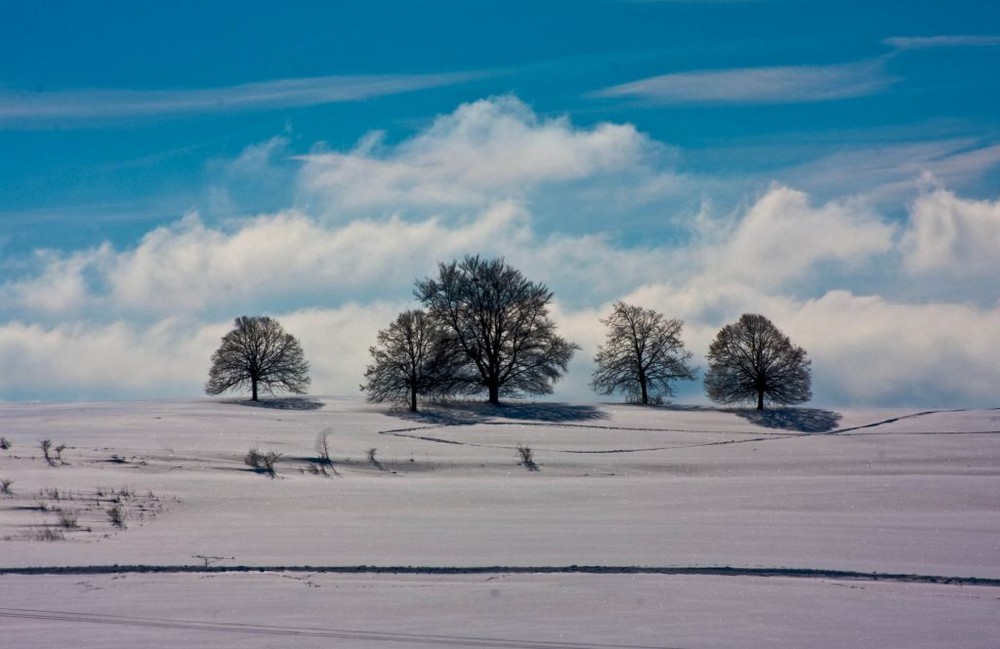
left=1, top=397, right=997, bottom=648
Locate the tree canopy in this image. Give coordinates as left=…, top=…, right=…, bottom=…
left=703, top=313, right=811, bottom=410
left=361, top=309, right=454, bottom=412
left=591, top=301, right=696, bottom=405
left=205, top=316, right=310, bottom=402
left=415, top=255, right=578, bottom=405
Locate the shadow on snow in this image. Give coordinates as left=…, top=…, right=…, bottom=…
left=731, top=407, right=842, bottom=433
left=388, top=400, right=607, bottom=426
left=221, top=397, right=325, bottom=411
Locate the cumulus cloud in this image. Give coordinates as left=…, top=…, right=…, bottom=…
left=296, top=95, right=670, bottom=215
left=5, top=245, right=112, bottom=314
left=0, top=318, right=221, bottom=400
left=701, top=184, right=895, bottom=287
left=570, top=184, right=1000, bottom=407
left=0, top=305, right=408, bottom=401
left=592, top=60, right=895, bottom=104
left=1, top=203, right=536, bottom=318
left=789, top=291, right=1000, bottom=406
left=2, top=96, right=998, bottom=407
left=900, top=186, right=1000, bottom=277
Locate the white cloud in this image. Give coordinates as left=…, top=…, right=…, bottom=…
left=702, top=183, right=895, bottom=287
left=779, top=139, right=1000, bottom=205
left=2, top=96, right=998, bottom=408
left=884, top=35, right=1000, bottom=52
left=297, top=95, right=665, bottom=213
left=569, top=185, right=1000, bottom=408
left=5, top=245, right=111, bottom=314
left=789, top=291, right=1000, bottom=406
left=0, top=318, right=221, bottom=400
left=5, top=202, right=532, bottom=318
left=281, top=304, right=405, bottom=396
left=0, top=72, right=478, bottom=125
left=0, top=306, right=403, bottom=401
left=901, top=186, right=1000, bottom=276
left=593, top=61, right=895, bottom=104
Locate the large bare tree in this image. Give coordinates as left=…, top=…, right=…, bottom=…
left=361, top=309, right=454, bottom=412
left=704, top=313, right=811, bottom=410
left=415, top=255, right=578, bottom=405
left=591, top=301, right=695, bottom=405
left=205, top=316, right=310, bottom=402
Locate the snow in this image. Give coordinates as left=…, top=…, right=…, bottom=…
left=1, top=397, right=998, bottom=647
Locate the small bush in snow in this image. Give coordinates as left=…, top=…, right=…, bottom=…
left=245, top=445, right=282, bottom=478
left=366, top=447, right=385, bottom=471
left=517, top=444, right=538, bottom=471
left=316, top=431, right=334, bottom=466
left=39, top=439, right=67, bottom=466
left=107, top=504, right=126, bottom=528
left=0, top=437, right=10, bottom=450
left=40, top=439, right=54, bottom=465
left=30, top=526, right=65, bottom=542
left=0, top=478, right=13, bottom=495
left=56, top=510, right=79, bottom=529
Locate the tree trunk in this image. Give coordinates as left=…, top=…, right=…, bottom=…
left=410, top=386, right=418, bottom=413
left=756, top=390, right=764, bottom=410
left=488, top=383, right=500, bottom=405
left=640, top=378, right=648, bottom=405
left=252, top=379, right=259, bottom=402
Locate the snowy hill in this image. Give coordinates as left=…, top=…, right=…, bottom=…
left=1, top=397, right=997, bottom=647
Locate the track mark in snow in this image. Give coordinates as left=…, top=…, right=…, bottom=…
left=832, top=409, right=954, bottom=434
left=381, top=429, right=781, bottom=455
left=381, top=422, right=782, bottom=436
left=2, top=564, right=997, bottom=587
left=378, top=423, right=793, bottom=454
left=0, top=607, right=675, bottom=648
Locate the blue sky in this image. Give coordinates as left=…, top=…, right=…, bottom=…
left=1, top=0, right=999, bottom=406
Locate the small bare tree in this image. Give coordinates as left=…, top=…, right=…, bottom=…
left=206, top=316, right=310, bottom=402
left=361, top=310, right=454, bottom=412
left=704, top=313, right=811, bottom=410
left=591, top=302, right=696, bottom=405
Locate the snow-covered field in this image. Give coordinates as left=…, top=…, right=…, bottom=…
left=1, top=397, right=997, bottom=648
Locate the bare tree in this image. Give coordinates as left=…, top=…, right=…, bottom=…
left=415, top=256, right=578, bottom=405
left=591, top=301, right=696, bottom=405
left=205, top=316, right=310, bottom=401
left=704, top=313, right=811, bottom=410
left=361, top=309, right=454, bottom=412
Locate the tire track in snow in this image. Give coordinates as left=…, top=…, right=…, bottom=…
left=0, top=607, right=675, bottom=648
left=379, top=408, right=1000, bottom=454
left=378, top=423, right=795, bottom=455
left=831, top=409, right=951, bottom=434
left=2, top=564, right=998, bottom=587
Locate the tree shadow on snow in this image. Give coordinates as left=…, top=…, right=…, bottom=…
left=732, top=407, right=842, bottom=433
left=222, top=397, right=325, bottom=411
left=390, top=400, right=607, bottom=426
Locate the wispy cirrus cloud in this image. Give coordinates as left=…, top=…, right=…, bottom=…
left=884, top=34, right=1000, bottom=52
left=591, top=60, right=895, bottom=105
left=0, top=72, right=478, bottom=126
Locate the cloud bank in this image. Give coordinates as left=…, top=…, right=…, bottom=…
left=1, top=97, right=998, bottom=407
